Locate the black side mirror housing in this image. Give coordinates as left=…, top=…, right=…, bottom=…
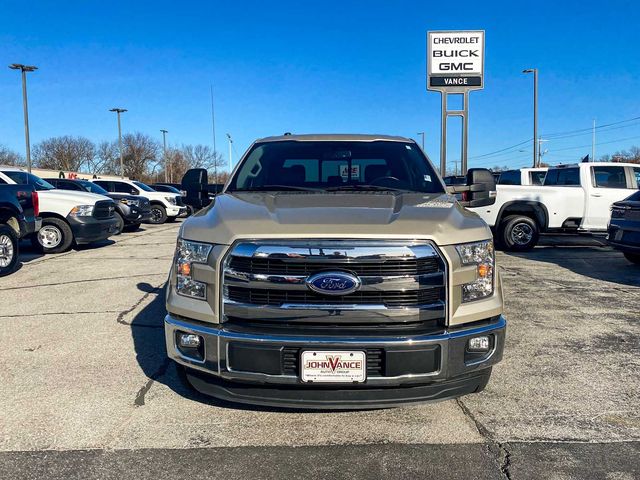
left=181, top=168, right=211, bottom=209
left=446, top=168, right=497, bottom=207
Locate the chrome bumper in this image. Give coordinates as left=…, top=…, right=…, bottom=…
left=165, top=314, right=506, bottom=387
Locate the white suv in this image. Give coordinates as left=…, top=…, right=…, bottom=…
left=91, top=179, right=186, bottom=224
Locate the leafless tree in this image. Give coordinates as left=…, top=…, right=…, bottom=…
left=0, top=145, right=24, bottom=166
left=122, top=133, right=160, bottom=179
left=89, top=141, right=119, bottom=175
left=32, top=136, right=95, bottom=172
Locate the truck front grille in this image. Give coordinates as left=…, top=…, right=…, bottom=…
left=222, top=240, right=447, bottom=326
left=93, top=200, right=115, bottom=219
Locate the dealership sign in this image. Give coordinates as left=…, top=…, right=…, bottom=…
left=427, top=30, right=484, bottom=91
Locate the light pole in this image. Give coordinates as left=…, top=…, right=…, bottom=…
left=9, top=64, right=38, bottom=173
left=416, top=132, right=425, bottom=151
left=226, top=133, right=233, bottom=172
left=109, top=108, right=127, bottom=178
left=523, top=68, right=538, bottom=167
left=160, top=129, right=168, bottom=182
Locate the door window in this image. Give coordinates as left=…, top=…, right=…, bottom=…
left=592, top=166, right=627, bottom=189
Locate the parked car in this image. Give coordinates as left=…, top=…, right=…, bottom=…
left=607, top=189, right=640, bottom=264
left=164, top=134, right=505, bottom=409
left=45, top=178, right=151, bottom=234
left=470, top=162, right=640, bottom=250
left=90, top=178, right=186, bottom=224
left=0, top=168, right=118, bottom=253
left=0, top=184, right=40, bottom=276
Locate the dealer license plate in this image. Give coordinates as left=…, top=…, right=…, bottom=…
left=301, top=350, right=366, bottom=383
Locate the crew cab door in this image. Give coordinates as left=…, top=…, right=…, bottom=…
left=582, top=165, right=634, bottom=230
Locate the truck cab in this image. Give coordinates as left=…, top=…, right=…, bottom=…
left=164, top=134, right=505, bottom=409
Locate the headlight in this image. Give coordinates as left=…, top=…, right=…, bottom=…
left=120, top=198, right=140, bottom=207
left=68, top=205, right=94, bottom=217
left=174, top=239, right=212, bottom=299
left=456, top=240, right=494, bottom=302
left=165, top=196, right=177, bottom=205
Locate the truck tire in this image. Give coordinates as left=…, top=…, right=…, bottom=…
left=31, top=218, right=74, bottom=253
left=113, top=211, right=125, bottom=235
left=623, top=252, right=640, bottom=264
left=149, top=204, right=167, bottom=224
left=0, top=224, right=19, bottom=277
left=499, top=215, right=539, bottom=251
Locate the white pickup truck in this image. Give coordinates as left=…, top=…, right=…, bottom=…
left=471, top=162, right=640, bottom=250
left=495, top=167, right=548, bottom=186
left=0, top=167, right=118, bottom=253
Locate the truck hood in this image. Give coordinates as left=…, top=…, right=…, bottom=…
left=40, top=189, right=113, bottom=204
left=181, top=192, right=492, bottom=246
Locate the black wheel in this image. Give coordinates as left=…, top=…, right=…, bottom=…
left=624, top=252, right=640, bottom=264
left=123, top=222, right=141, bottom=232
left=499, top=215, right=539, bottom=251
left=30, top=218, right=74, bottom=253
left=149, top=204, right=167, bottom=224
left=113, top=211, right=125, bottom=235
left=0, top=224, right=19, bottom=277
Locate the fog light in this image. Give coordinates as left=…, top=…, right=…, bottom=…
left=178, top=333, right=202, bottom=348
left=468, top=336, right=490, bottom=352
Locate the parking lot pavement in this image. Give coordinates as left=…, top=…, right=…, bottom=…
left=1, top=227, right=638, bottom=479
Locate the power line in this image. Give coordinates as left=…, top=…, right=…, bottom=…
left=543, top=115, right=640, bottom=139
left=548, top=134, right=640, bottom=152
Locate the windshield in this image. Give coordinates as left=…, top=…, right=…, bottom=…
left=156, top=185, right=181, bottom=194
left=133, top=181, right=155, bottom=192
left=79, top=180, right=109, bottom=195
left=227, top=141, right=444, bottom=194
left=2, top=170, right=55, bottom=191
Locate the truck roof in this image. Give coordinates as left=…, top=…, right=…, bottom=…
left=256, top=133, right=414, bottom=143
left=551, top=162, right=639, bottom=168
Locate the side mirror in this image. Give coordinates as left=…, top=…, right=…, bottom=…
left=447, top=168, right=497, bottom=208
left=181, top=168, right=211, bottom=209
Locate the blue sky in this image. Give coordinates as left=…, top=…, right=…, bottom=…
left=1, top=0, right=639, bottom=171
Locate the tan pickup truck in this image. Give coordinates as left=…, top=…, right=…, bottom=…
left=165, top=134, right=505, bottom=409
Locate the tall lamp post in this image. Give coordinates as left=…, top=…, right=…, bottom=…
left=160, top=129, right=168, bottom=182
left=9, top=64, right=38, bottom=173
left=523, top=68, right=538, bottom=167
left=109, top=108, right=127, bottom=178
left=416, top=132, right=425, bottom=151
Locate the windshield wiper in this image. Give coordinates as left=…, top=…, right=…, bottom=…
left=325, top=184, right=408, bottom=192
left=232, top=185, right=321, bottom=192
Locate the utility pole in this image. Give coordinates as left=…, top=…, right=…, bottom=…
left=416, top=132, right=425, bottom=151
left=109, top=108, right=127, bottom=178
left=537, top=137, right=548, bottom=166
left=160, top=129, right=168, bottom=182
left=591, top=119, right=596, bottom=162
left=452, top=160, right=459, bottom=176
left=9, top=64, right=38, bottom=173
left=523, top=68, right=538, bottom=167
left=226, top=133, right=233, bottom=173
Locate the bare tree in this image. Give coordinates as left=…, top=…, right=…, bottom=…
left=89, top=141, right=119, bottom=175
left=122, top=133, right=159, bottom=179
left=0, top=145, right=24, bottom=166
left=32, top=136, right=95, bottom=172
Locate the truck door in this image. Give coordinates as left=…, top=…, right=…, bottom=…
left=582, top=165, right=633, bottom=230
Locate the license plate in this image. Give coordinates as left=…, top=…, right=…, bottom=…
left=300, top=350, right=366, bottom=383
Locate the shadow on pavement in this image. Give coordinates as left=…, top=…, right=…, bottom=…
left=503, top=235, right=640, bottom=287
left=129, top=282, right=351, bottom=413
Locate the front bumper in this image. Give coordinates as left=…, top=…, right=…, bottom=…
left=167, top=206, right=187, bottom=218
left=165, top=314, right=506, bottom=409
left=67, top=216, right=119, bottom=244
left=121, top=205, right=152, bottom=224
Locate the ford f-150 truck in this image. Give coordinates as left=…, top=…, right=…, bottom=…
left=0, top=167, right=118, bottom=253
left=164, top=134, right=505, bottom=409
left=470, top=162, right=640, bottom=250
left=0, top=184, right=41, bottom=276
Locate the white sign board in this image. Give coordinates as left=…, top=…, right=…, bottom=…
left=427, top=30, right=484, bottom=91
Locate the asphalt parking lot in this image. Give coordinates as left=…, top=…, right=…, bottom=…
left=1, top=224, right=638, bottom=479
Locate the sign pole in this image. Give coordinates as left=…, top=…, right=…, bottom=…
left=440, top=92, right=447, bottom=175
left=461, top=91, right=470, bottom=174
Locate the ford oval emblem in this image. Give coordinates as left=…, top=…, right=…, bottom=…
left=306, top=271, right=361, bottom=296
